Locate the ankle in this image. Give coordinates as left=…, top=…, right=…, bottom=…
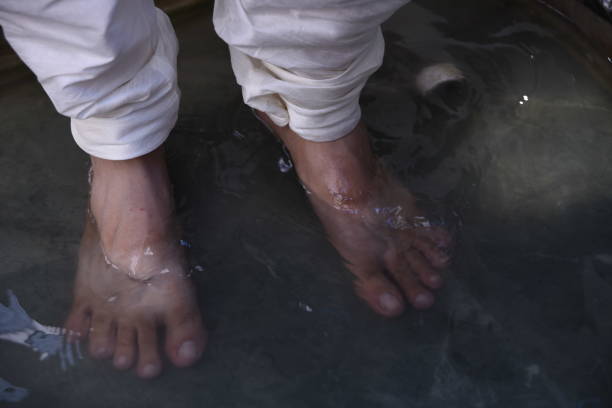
left=91, top=147, right=170, bottom=189
left=286, top=123, right=380, bottom=203
left=90, top=147, right=174, bottom=214
left=87, top=147, right=181, bottom=279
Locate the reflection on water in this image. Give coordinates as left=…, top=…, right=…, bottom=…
left=1, top=0, right=612, bottom=406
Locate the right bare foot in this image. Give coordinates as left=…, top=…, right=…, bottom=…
left=65, top=147, right=207, bottom=378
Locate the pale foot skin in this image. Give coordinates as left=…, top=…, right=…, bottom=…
left=64, top=148, right=206, bottom=378
left=88, top=147, right=180, bottom=281
left=258, top=113, right=452, bottom=316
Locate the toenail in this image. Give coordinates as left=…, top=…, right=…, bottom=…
left=114, top=355, right=128, bottom=368
left=414, top=293, right=434, bottom=308
left=142, top=363, right=159, bottom=378
left=429, top=274, right=442, bottom=286
left=379, top=293, right=401, bottom=311
left=178, top=340, right=198, bottom=360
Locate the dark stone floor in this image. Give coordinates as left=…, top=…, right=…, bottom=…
left=1, top=1, right=611, bottom=407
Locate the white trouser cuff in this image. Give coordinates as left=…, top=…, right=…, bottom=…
left=71, top=89, right=179, bottom=160
left=71, top=9, right=179, bottom=160
left=228, top=29, right=385, bottom=142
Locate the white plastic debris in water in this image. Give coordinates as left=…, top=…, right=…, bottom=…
left=87, top=166, right=94, bottom=186
left=300, top=183, right=312, bottom=195
left=0, top=290, right=82, bottom=371
left=277, top=157, right=293, bottom=173
left=106, top=295, right=118, bottom=303
left=232, top=130, right=246, bottom=140
left=415, top=62, right=465, bottom=95
left=412, top=216, right=432, bottom=228
left=160, top=268, right=170, bottom=275
left=298, top=301, right=313, bottom=312
left=103, top=253, right=119, bottom=270
left=194, top=265, right=204, bottom=272
left=144, top=246, right=154, bottom=256
left=525, top=364, right=540, bottom=388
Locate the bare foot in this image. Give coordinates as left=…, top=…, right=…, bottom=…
left=88, top=147, right=180, bottom=281
left=65, top=147, right=206, bottom=378
left=64, top=218, right=206, bottom=378
left=258, top=113, right=452, bottom=317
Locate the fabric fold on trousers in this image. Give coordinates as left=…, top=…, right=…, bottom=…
left=214, top=0, right=410, bottom=142
left=2, top=0, right=411, bottom=157
left=71, top=9, right=180, bottom=160
left=0, top=1, right=179, bottom=160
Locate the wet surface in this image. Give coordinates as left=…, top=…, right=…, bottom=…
left=1, top=1, right=612, bottom=407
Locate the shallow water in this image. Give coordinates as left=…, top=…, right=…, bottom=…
left=1, top=1, right=612, bottom=407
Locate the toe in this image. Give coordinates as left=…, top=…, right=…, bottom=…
left=113, top=323, right=136, bottom=370
left=136, top=321, right=162, bottom=379
left=163, top=307, right=207, bottom=368
left=411, top=235, right=451, bottom=268
left=88, top=313, right=115, bottom=359
left=354, top=271, right=406, bottom=317
left=419, top=226, right=453, bottom=249
left=405, top=249, right=444, bottom=289
left=384, top=248, right=435, bottom=310
left=64, top=303, right=90, bottom=343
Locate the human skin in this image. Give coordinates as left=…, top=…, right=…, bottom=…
left=62, top=116, right=451, bottom=378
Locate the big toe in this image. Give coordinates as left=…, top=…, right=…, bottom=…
left=164, top=307, right=207, bottom=368
left=354, top=273, right=406, bottom=317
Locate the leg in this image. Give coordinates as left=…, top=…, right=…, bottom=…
left=1, top=1, right=206, bottom=377
left=258, top=114, right=451, bottom=316
left=215, top=0, right=452, bottom=316
left=65, top=147, right=206, bottom=378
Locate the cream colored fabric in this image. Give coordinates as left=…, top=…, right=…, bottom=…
left=213, top=0, right=410, bottom=141
left=1, top=0, right=409, bottom=158
left=0, top=0, right=179, bottom=160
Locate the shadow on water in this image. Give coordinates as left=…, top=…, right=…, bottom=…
left=1, top=0, right=612, bottom=407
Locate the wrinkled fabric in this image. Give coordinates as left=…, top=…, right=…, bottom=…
left=1, top=0, right=409, bottom=158
left=214, top=0, right=410, bottom=141
left=0, top=0, right=179, bottom=160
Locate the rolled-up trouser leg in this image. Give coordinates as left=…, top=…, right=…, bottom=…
left=213, top=0, right=410, bottom=142
left=0, top=1, right=179, bottom=160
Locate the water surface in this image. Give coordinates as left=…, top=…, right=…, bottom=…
left=1, top=1, right=611, bottom=406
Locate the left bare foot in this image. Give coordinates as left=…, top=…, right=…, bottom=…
left=64, top=218, right=206, bottom=378
left=258, top=112, right=452, bottom=317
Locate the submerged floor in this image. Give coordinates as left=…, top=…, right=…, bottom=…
left=1, top=1, right=612, bottom=407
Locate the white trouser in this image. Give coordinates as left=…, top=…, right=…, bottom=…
left=213, top=0, right=409, bottom=141
left=0, top=0, right=179, bottom=160
left=0, top=0, right=408, bottom=159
